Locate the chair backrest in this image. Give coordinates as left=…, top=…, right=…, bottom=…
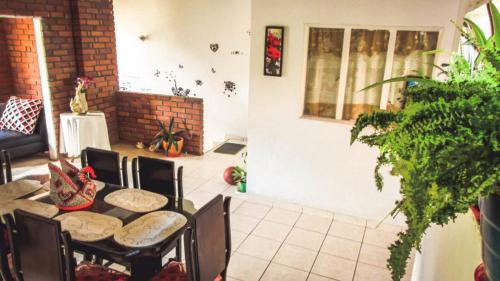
left=0, top=150, right=12, bottom=185
left=132, top=156, right=177, bottom=210
left=81, top=147, right=128, bottom=186
left=0, top=221, right=14, bottom=281
left=9, top=210, right=70, bottom=281
left=185, top=195, right=232, bottom=281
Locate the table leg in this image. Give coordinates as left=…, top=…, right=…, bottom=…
left=130, top=255, right=162, bottom=281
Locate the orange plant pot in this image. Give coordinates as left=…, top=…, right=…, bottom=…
left=162, top=138, right=184, bottom=157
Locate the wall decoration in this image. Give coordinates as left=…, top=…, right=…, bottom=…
left=195, top=80, right=203, bottom=86
left=210, top=43, right=219, bottom=52
left=231, top=51, right=244, bottom=55
left=223, top=81, right=237, bottom=97
left=178, top=64, right=184, bottom=69
left=154, top=69, right=161, bottom=77
left=166, top=71, right=191, bottom=97
left=211, top=67, right=217, bottom=74
left=264, top=26, right=284, bottom=77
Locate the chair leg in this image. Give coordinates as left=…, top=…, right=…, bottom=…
left=176, top=238, right=183, bottom=261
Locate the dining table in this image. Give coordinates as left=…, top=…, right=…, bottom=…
left=29, top=183, right=190, bottom=281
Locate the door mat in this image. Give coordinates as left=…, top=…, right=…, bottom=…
left=214, top=143, right=246, bottom=155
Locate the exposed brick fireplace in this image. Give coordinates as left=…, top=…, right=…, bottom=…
left=116, top=92, right=204, bottom=155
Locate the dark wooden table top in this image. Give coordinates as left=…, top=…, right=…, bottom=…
left=37, top=184, right=188, bottom=266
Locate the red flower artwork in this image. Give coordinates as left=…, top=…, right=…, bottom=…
left=267, top=46, right=281, bottom=61
left=264, top=27, right=284, bottom=77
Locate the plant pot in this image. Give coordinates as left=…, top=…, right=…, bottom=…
left=480, top=193, right=500, bottom=281
left=162, top=138, right=184, bottom=157
left=238, top=182, right=246, bottom=193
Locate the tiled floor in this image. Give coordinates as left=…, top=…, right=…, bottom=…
left=11, top=142, right=414, bottom=281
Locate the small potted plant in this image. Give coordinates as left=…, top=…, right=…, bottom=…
left=150, top=117, right=190, bottom=157
left=232, top=166, right=247, bottom=193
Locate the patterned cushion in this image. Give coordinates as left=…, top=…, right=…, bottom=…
left=0, top=96, right=43, bottom=135
left=151, top=261, right=187, bottom=281
left=75, top=261, right=129, bottom=281
left=48, top=160, right=96, bottom=211
left=151, top=261, right=223, bottom=281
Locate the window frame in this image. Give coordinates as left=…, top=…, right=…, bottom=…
left=300, top=24, right=443, bottom=122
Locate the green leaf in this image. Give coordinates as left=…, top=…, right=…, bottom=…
left=487, top=2, right=500, bottom=47
left=464, top=18, right=488, bottom=48
left=359, top=76, right=431, bottom=93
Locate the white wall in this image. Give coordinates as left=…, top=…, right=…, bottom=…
left=247, top=0, right=468, bottom=221
left=114, top=0, right=250, bottom=151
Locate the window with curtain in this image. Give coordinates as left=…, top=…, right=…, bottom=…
left=388, top=31, right=439, bottom=110
left=302, top=27, right=439, bottom=121
left=303, top=28, right=344, bottom=119
left=343, top=29, right=389, bottom=120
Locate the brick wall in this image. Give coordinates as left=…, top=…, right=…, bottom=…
left=0, top=18, right=42, bottom=102
left=117, top=92, right=204, bottom=155
left=0, top=22, right=13, bottom=98
left=0, top=0, right=119, bottom=146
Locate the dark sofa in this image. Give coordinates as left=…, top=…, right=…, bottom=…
left=0, top=103, right=48, bottom=159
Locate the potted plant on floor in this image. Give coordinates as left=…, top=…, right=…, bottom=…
left=350, top=3, right=499, bottom=281
left=150, top=117, right=191, bottom=157
left=232, top=166, right=247, bottom=193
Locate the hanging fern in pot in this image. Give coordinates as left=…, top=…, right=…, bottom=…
left=350, top=3, right=500, bottom=281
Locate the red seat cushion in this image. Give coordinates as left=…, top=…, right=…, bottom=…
left=75, top=261, right=129, bottom=281
left=151, top=261, right=222, bottom=281
left=475, top=263, right=486, bottom=281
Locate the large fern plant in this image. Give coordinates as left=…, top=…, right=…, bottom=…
left=350, top=3, right=500, bottom=281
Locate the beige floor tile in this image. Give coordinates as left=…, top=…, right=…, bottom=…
left=273, top=201, right=303, bottom=212
left=229, top=197, right=245, bottom=213
left=366, top=220, right=404, bottom=234
left=273, top=243, right=317, bottom=272
left=302, top=207, right=334, bottom=219
left=231, top=214, right=261, bottom=234
left=321, top=236, right=361, bottom=261
left=197, top=177, right=230, bottom=194
left=312, top=253, right=356, bottom=281
left=334, top=213, right=367, bottom=227
left=260, top=263, right=309, bottom=281
left=237, top=235, right=281, bottom=261
left=328, top=221, right=365, bottom=242
left=231, top=230, right=248, bottom=252
left=227, top=253, right=269, bottom=281
left=234, top=201, right=271, bottom=219
left=363, top=228, right=398, bottom=248
left=296, top=213, right=333, bottom=234
left=186, top=190, right=218, bottom=209
left=264, top=208, right=300, bottom=226
left=252, top=220, right=292, bottom=242
left=358, top=244, right=390, bottom=268
left=285, top=228, right=326, bottom=251
left=307, top=273, right=335, bottom=281
left=353, top=263, right=392, bottom=281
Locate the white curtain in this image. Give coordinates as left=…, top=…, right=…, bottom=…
left=343, top=29, right=390, bottom=120
left=388, top=31, right=439, bottom=110
left=303, top=28, right=344, bottom=119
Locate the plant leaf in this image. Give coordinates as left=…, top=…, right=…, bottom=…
left=487, top=1, right=500, bottom=47
left=464, top=18, right=488, bottom=49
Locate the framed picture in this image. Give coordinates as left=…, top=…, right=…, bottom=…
left=264, top=26, right=284, bottom=77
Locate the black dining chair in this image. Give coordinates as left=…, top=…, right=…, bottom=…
left=131, top=156, right=185, bottom=260
left=152, top=195, right=232, bottom=281
left=131, top=156, right=183, bottom=211
left=81, top=147, right=128, bottom=187
left=0, top=221, right=14, bottom=281
left=0, top=149, right=12, bottom=185
left=2, top=210, right=130, bottom=281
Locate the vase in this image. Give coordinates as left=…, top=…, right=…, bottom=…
left=70, top=90, right=89, bottom=115
left=480, top=193, right=500, bottom=281
left=238, top=182, right=246, bottom=193
left=162, top=138, right=184, bottom=157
